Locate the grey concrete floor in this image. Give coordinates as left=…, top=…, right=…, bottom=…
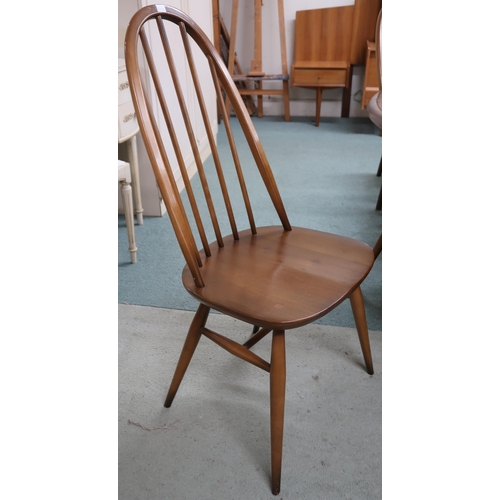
left=119, top=304, right=382, bottom=499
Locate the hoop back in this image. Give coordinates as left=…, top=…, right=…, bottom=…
left=124, top=5, right=291, bottom=288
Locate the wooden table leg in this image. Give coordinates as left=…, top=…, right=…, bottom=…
left=282, top=80, right=291, bottom=122
left=315, top=87, right=322, bottom=126
left=341, top=66, right=353, bottom=117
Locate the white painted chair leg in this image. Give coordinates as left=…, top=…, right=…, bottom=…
left=126, top=135, right=144, bottom=225
left=120, top=179, right=138, bottom=263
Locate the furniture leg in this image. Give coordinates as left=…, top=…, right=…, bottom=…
left=256, top=81, right=264, bottom=117
left=373, top=233, right=382, bottom=260
left=341, top=66, right=352, bottom=117
left=164, top=304, right=210, bottom=407
left=349, top=287, right=374, bottom=374
left=282, top=80, right=291, bottom=122
left=315, top=87, right=322, bottom=127
left=120, top=178, right=137, bottom=264
left=376, top=157, right=382, bottom=209
left=126, top=134, right=144, bottom=225
left=270, top=329, right=286, bottom=495
left=376, top=185, right=382, bottom=210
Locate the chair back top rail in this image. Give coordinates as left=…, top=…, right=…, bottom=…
left=125, top=5, right=291, bottom=288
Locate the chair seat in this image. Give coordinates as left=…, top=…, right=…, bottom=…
left=183, top=226, right=374, bottom=330
left=367, top=92, right=382, bottom=130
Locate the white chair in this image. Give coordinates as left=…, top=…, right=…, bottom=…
left=118, top=160, right=137, bottom=263
left=119, top=58, right=144, bottom=225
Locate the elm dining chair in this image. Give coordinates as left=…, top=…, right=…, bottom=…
left=125, top=5, right=375, bottom=495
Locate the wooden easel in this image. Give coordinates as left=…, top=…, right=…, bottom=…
left=224, top=0, right=290, bottom=121
left=213, top=0, right=257, bottom=116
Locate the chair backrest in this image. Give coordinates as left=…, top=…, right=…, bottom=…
left=124, top=5, right=291, bottom=288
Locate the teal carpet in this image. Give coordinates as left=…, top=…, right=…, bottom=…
left=118, top=116, right=382, bottom=330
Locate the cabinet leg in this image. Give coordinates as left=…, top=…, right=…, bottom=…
left=341, top=66, right=353, bottom=117
left=282, top=81, right=290, bottom=122
left=315, top=87, right=322, bottom=127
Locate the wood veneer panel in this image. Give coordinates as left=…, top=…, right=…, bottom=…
left=294, top=6, right=355, bottom=64
left=350, top=0, right=382, bottom=64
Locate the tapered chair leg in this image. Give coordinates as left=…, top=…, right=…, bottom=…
left=270, top=329, right=286, bottom=495
left=349, top=287, right=374, bottom=375
left=164, top=304, right=210, bottom=407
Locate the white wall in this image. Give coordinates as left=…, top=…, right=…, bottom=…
left=218, top=0, right=369, bottom=119
left=118, top=0, right=217, bottom=216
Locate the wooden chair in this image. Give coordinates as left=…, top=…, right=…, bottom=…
left=125, top=5, right=375, bottom=495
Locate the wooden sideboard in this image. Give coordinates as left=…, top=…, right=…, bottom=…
left=291, top=5, right=354, bottom=126
left=291, top=0, right=381, bottom=125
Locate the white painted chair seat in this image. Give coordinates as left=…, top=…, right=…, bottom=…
left=118, top=159, right=138, bottom=263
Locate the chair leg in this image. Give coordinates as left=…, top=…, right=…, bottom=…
left=349, top=287, right=374, bottom=375
left=120, top=179, right=137, bottom=264
left=164, top=304, right=210, bottom=407
left=373, top=233, right=382, bottom=260
left=376, top=156, right=382, bottom=210
left=376, top=185, right=382, bottom=210
left=270, top=329, right=286, bottom=495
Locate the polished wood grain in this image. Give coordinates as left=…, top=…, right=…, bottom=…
left=350, top=0, right=383, bottom=65
left=164, top=303, right=209, bottom=408
left=361, top=41, right=379, bottom=109
left=248, top=0, right=264, bottom=76
left=291, top=6, right=354, bottom=125
left=201, top=327, right=271, bottom=372
left=349, top=287, right=374, bottom=374
left=244, top=327, right=272, bottom=349
left=125, top=6, right=376, bottom=495
left=270, top=329, right=286, bottom=495
left=293, top=65, right=349, bottom=86
left=182, top=226, right=374, bottom=330
left=294, top=6, right=354, bottom=63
